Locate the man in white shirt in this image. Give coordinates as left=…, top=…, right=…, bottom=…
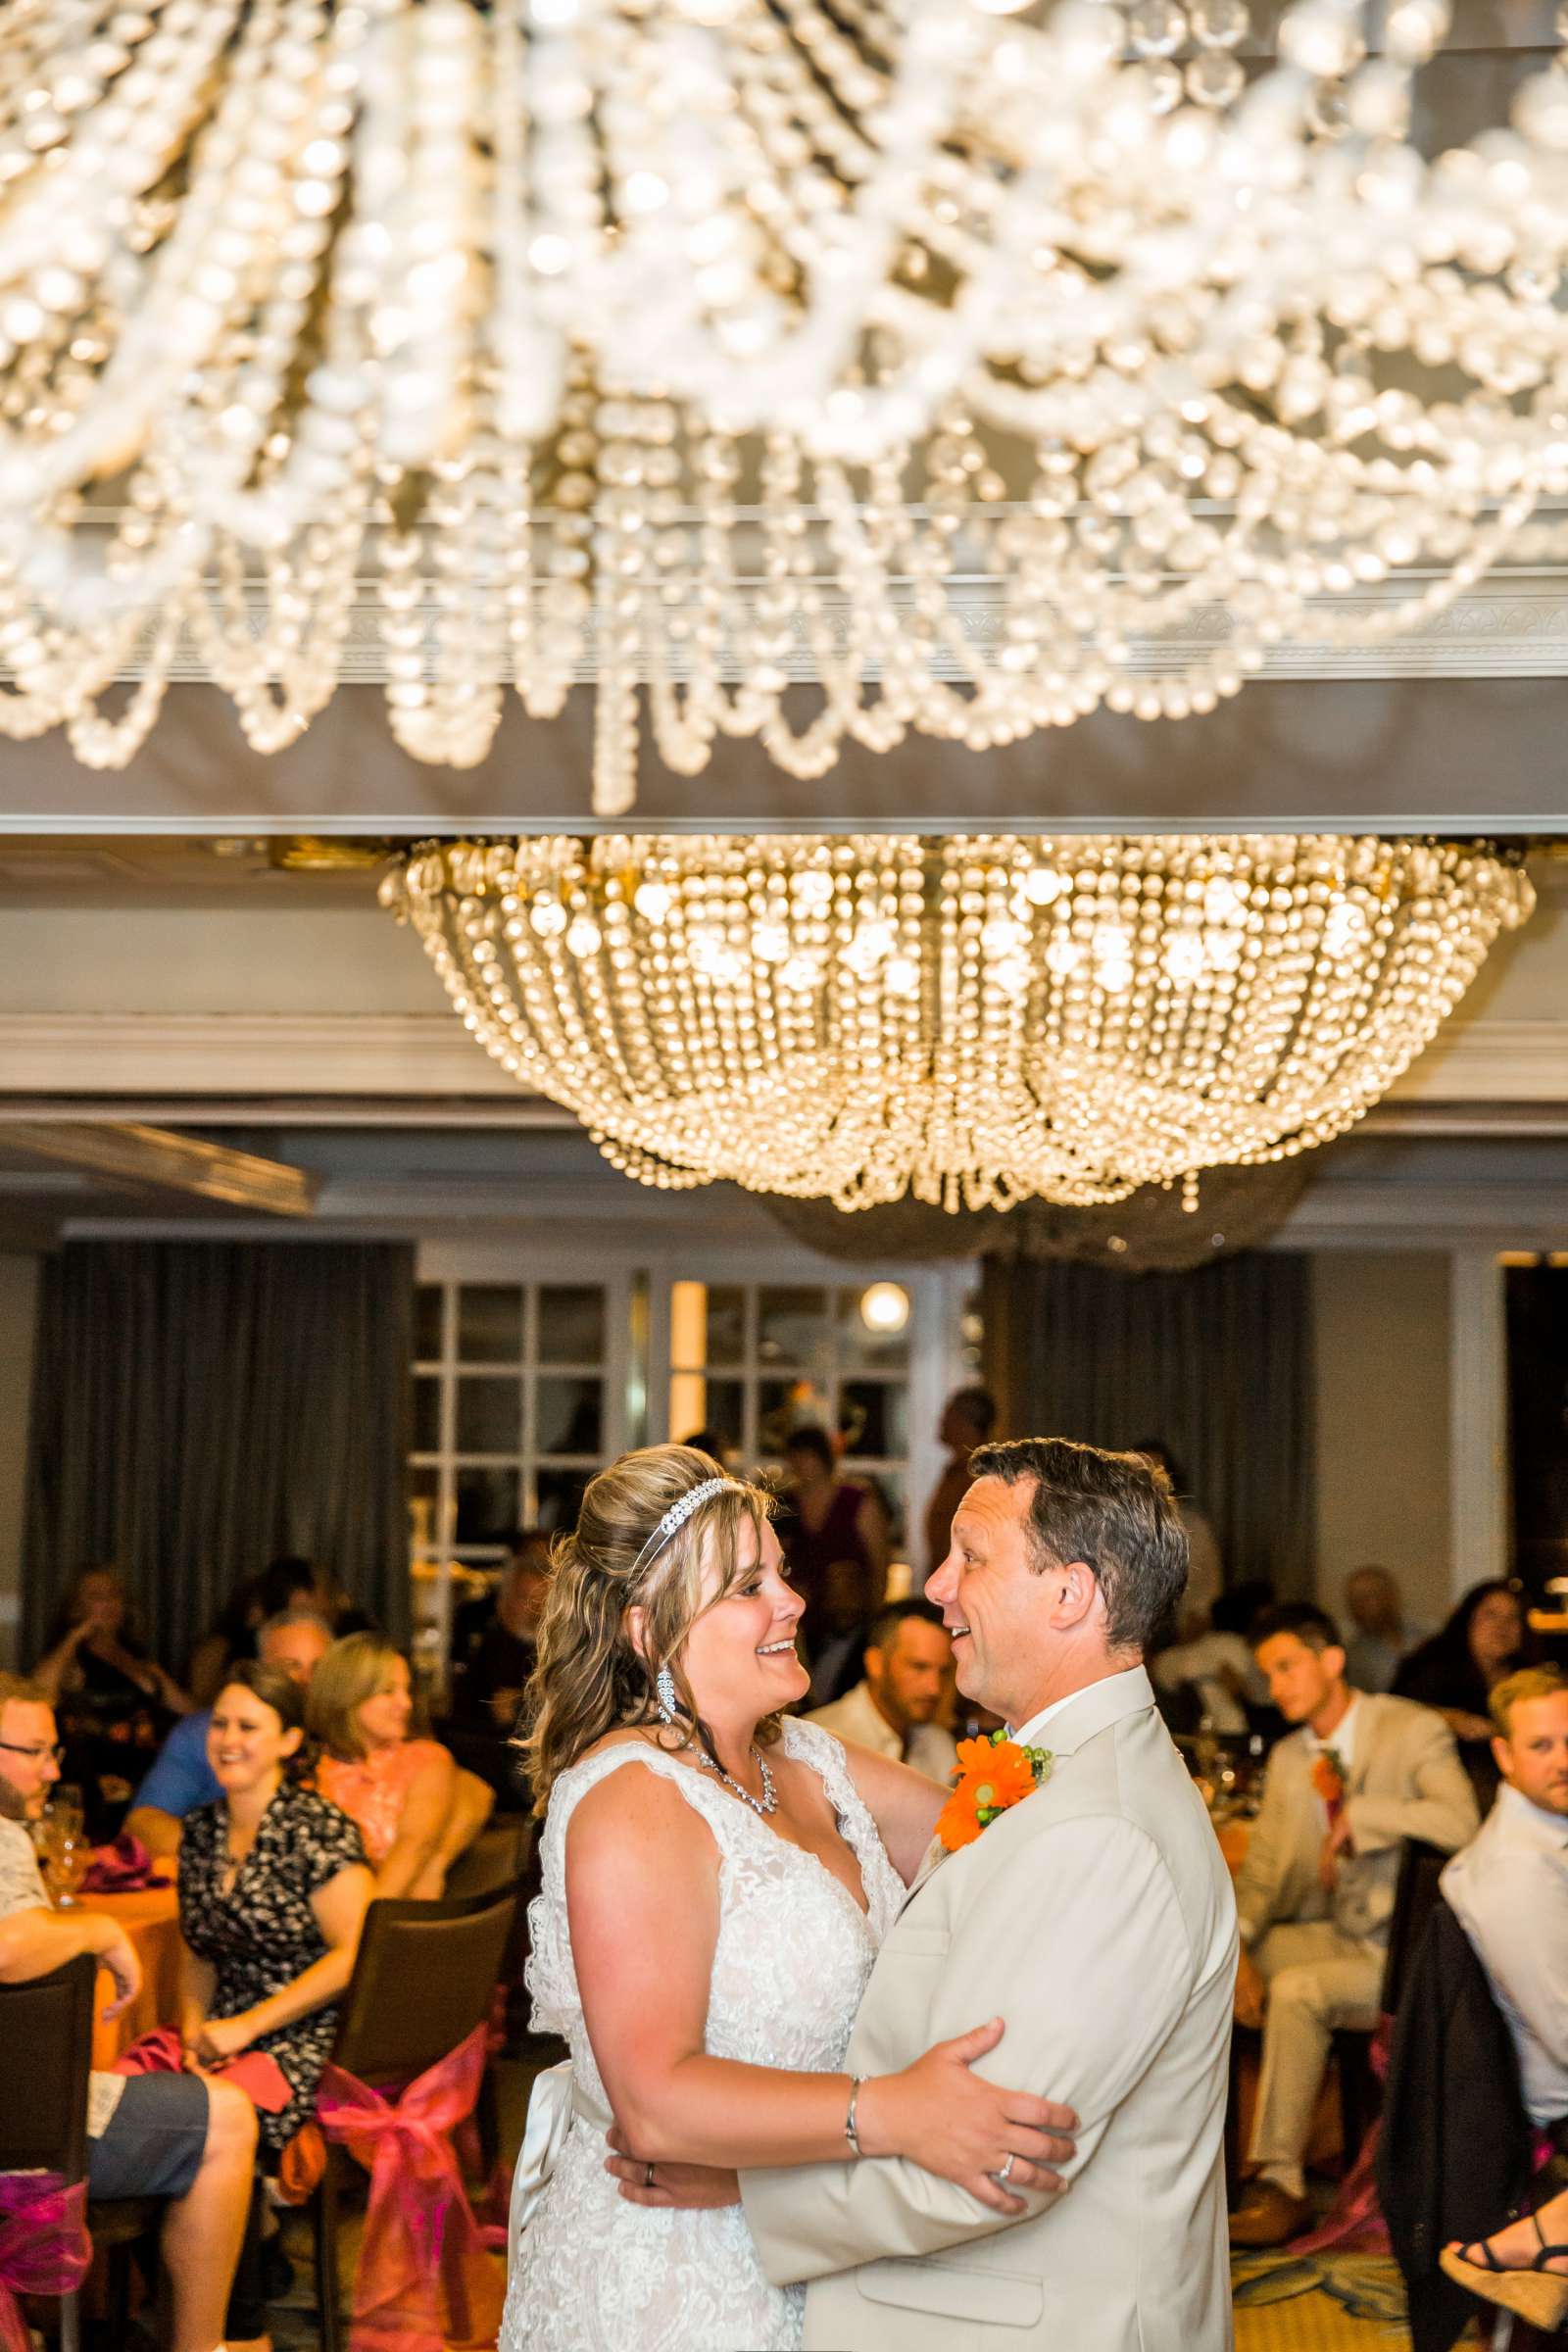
left=0, top=1674, right=261, bottom=2352
left=808, top=1600, right=959, bottom=1783
left=1444, top=1666, right=1568, bottom=2131
left=1230, top=1604, right=1478, bottom=2246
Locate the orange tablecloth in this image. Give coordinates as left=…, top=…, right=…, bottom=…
left=1215, top=1817, right=1251, bottom=1875
left=76, top=1884, right=181, bottom=2070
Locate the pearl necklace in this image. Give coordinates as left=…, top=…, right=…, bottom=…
left=697, top=1746, right=778, bottom=1819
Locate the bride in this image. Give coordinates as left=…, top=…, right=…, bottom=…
left=499, top=1445, right=1073, bottom=2352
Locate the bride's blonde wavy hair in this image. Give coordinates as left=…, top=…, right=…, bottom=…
left=521, top=1445, right=782, bottom=1814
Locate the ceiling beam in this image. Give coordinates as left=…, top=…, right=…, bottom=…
left=0, top=1123, right=318, bottom=1217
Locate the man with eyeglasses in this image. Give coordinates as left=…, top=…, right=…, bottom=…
left=0, top=1673, right=262, bottom=2352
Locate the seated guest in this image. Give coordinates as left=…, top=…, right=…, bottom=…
left=178, top=1662, right=373, bottom=2170
left=1151, top=1581, right=1277, bottom=1737
left=127, top=1609, right=333, bottom=1862
left=1437, top=1664, right=1568, bottom=2342
left=1443, top=1667, right=1568, bottom=2135
left=808, top=1599, right=960, bottom=1781
left=1394, top=1578, right=1530, bottom=1807
left=0, top=1674, right=265, bottom=2352
left=1229, top=1602, right=1479, bottom=2246
left=1343, top=1564, right=1432, bottom=1695
left=447, top=1535, right=551, bottom=1799
left=311, top=1634, right=493, bottom=1897
left=922, top=1385, right=997, bottom=1576
left=31, top=1564, right=195, bottom=1839
left=187, top=1557, right=329, bottom=1708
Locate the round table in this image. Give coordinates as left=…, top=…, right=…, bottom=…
left=75, top=1883, right=182, bottom=2070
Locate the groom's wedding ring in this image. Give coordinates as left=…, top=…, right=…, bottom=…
left=994, top=2155, right=1016, bottom=2187
left=644, top=2161, right=657, bottom=2190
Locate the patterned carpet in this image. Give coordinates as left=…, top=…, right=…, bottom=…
left=1234, top=2247, right=1427, bottom=2350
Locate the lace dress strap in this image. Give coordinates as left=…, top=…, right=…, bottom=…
left=527, top=1740, right=766, bottom=2044
left=540, top=1740, right=764, bottom=1880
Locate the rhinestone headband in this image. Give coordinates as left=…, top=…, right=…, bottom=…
left=632, top=1476, right=742, bottom=1576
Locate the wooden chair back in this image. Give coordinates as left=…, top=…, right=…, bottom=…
left=331, top=1886, right=519, bottom=2086
left=0, top=1952, right=93, bottom=2181
left=442, top=1818, right=534, bottom=1905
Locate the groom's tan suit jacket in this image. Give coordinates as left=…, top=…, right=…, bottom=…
left=741, top=1669, right=1239, bottom=2352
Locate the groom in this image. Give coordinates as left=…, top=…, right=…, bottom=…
left=615, top=1436, right=1239, bottom=2350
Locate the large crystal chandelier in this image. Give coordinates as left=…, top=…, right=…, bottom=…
left=382, top=834, right=1534, bottom=1209
left=7, top=3, right=1568, bottom=810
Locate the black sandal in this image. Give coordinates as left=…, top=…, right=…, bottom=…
left=1441, top=2208, right=1568, bottom=2330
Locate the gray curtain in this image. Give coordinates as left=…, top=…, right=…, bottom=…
left=23, top=1240, right=414, bottom=1668
left=983, top=1250, right=1314, bottom=1596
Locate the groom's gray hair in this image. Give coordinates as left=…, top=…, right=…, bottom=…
left=968, top=1437, right=1189, bottom=1655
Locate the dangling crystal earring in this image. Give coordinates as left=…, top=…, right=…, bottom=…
left=655, top=1662, right=679, bottom=1724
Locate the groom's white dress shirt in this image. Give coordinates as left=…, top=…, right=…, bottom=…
left=741, top=1665, right=1239, bottom=2351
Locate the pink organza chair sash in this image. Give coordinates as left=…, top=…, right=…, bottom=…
left=0, top=2175, right=90, bottom=2352
left=316, top=2023, right=504, bottom=2352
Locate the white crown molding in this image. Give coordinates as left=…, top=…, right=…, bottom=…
left=1391, top=1019, right=1568, bottom=1102
left=0, top=1011, right=514, bottom=1096
left=73, top=570, right=1568, bottom=688
left=0, top=1007, right=1562, bottom=1103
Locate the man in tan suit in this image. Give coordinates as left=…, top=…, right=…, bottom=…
left=623, top=1437, right=1239, bottom=2351
left=1230, top=1602, right=1479, bottom=2246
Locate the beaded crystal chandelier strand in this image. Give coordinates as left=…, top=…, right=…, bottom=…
left=382, top=835, right=1535, bottom=1211
left=8, top=1, right=1568, bottom=802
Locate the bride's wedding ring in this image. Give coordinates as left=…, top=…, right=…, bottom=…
left=994, top=2155, right=1016, bottom=2187
left=644, top=2161, right=657, bottom=2190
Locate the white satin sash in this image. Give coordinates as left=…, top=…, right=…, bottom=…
left=507, top=2064, right=613, bottom=2269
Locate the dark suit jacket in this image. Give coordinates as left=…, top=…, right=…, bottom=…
left=1377, top=1898, right=1533, bottom=2352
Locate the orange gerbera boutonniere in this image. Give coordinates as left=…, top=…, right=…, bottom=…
left=935, top=1730, right=1054, bottom=1852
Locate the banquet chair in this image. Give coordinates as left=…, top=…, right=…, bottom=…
left=442, top=1818, right=536, bottom=2169
left=0, top=1953, right=162, bottom=2352
left=314, top=1884, right=521, bottom=2352
left=442, top=1814, right=534, bottom=1903
left=1330, top=1836, right=1454, bottom=2167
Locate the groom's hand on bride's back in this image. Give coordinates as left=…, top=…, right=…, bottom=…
left=605, top=2127, right=741, bottom=2209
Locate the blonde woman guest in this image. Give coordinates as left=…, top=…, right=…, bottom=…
left=178, top=1662, right=373, bottom=2165
left=310, top=1634, right=493, bottom=1899
left=497, top=1446, right=1074, bottom=2352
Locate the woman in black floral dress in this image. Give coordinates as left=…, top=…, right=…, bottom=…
left=177, top=1660, right=373, bottom=2159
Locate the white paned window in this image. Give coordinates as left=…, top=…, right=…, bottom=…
left=667, top=1279, right=912, bottom=1550
left=411, top=1273, right=629, bottom=1677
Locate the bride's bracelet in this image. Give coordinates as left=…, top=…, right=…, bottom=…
left=844, top=2075, right=865, bottom=2158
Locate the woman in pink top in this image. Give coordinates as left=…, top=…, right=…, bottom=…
left=309, top=1634, right=492, bottom=1897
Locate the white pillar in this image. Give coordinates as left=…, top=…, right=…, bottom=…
left=1449, top=1251, right=1509, bottom=1602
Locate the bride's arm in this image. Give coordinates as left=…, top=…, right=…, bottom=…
left=566, top=1765, right=1067, bottom=2207
left=831, top=1738, right=949, bottom=1884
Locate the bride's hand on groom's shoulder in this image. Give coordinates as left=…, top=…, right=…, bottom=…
left=605, top=2126, right=741, bottom=2211
left=862, top=2018, right=1079, bottom=2218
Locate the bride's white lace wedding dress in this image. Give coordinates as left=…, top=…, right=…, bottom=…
left=499, top=1717, right=906, bottom=2352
